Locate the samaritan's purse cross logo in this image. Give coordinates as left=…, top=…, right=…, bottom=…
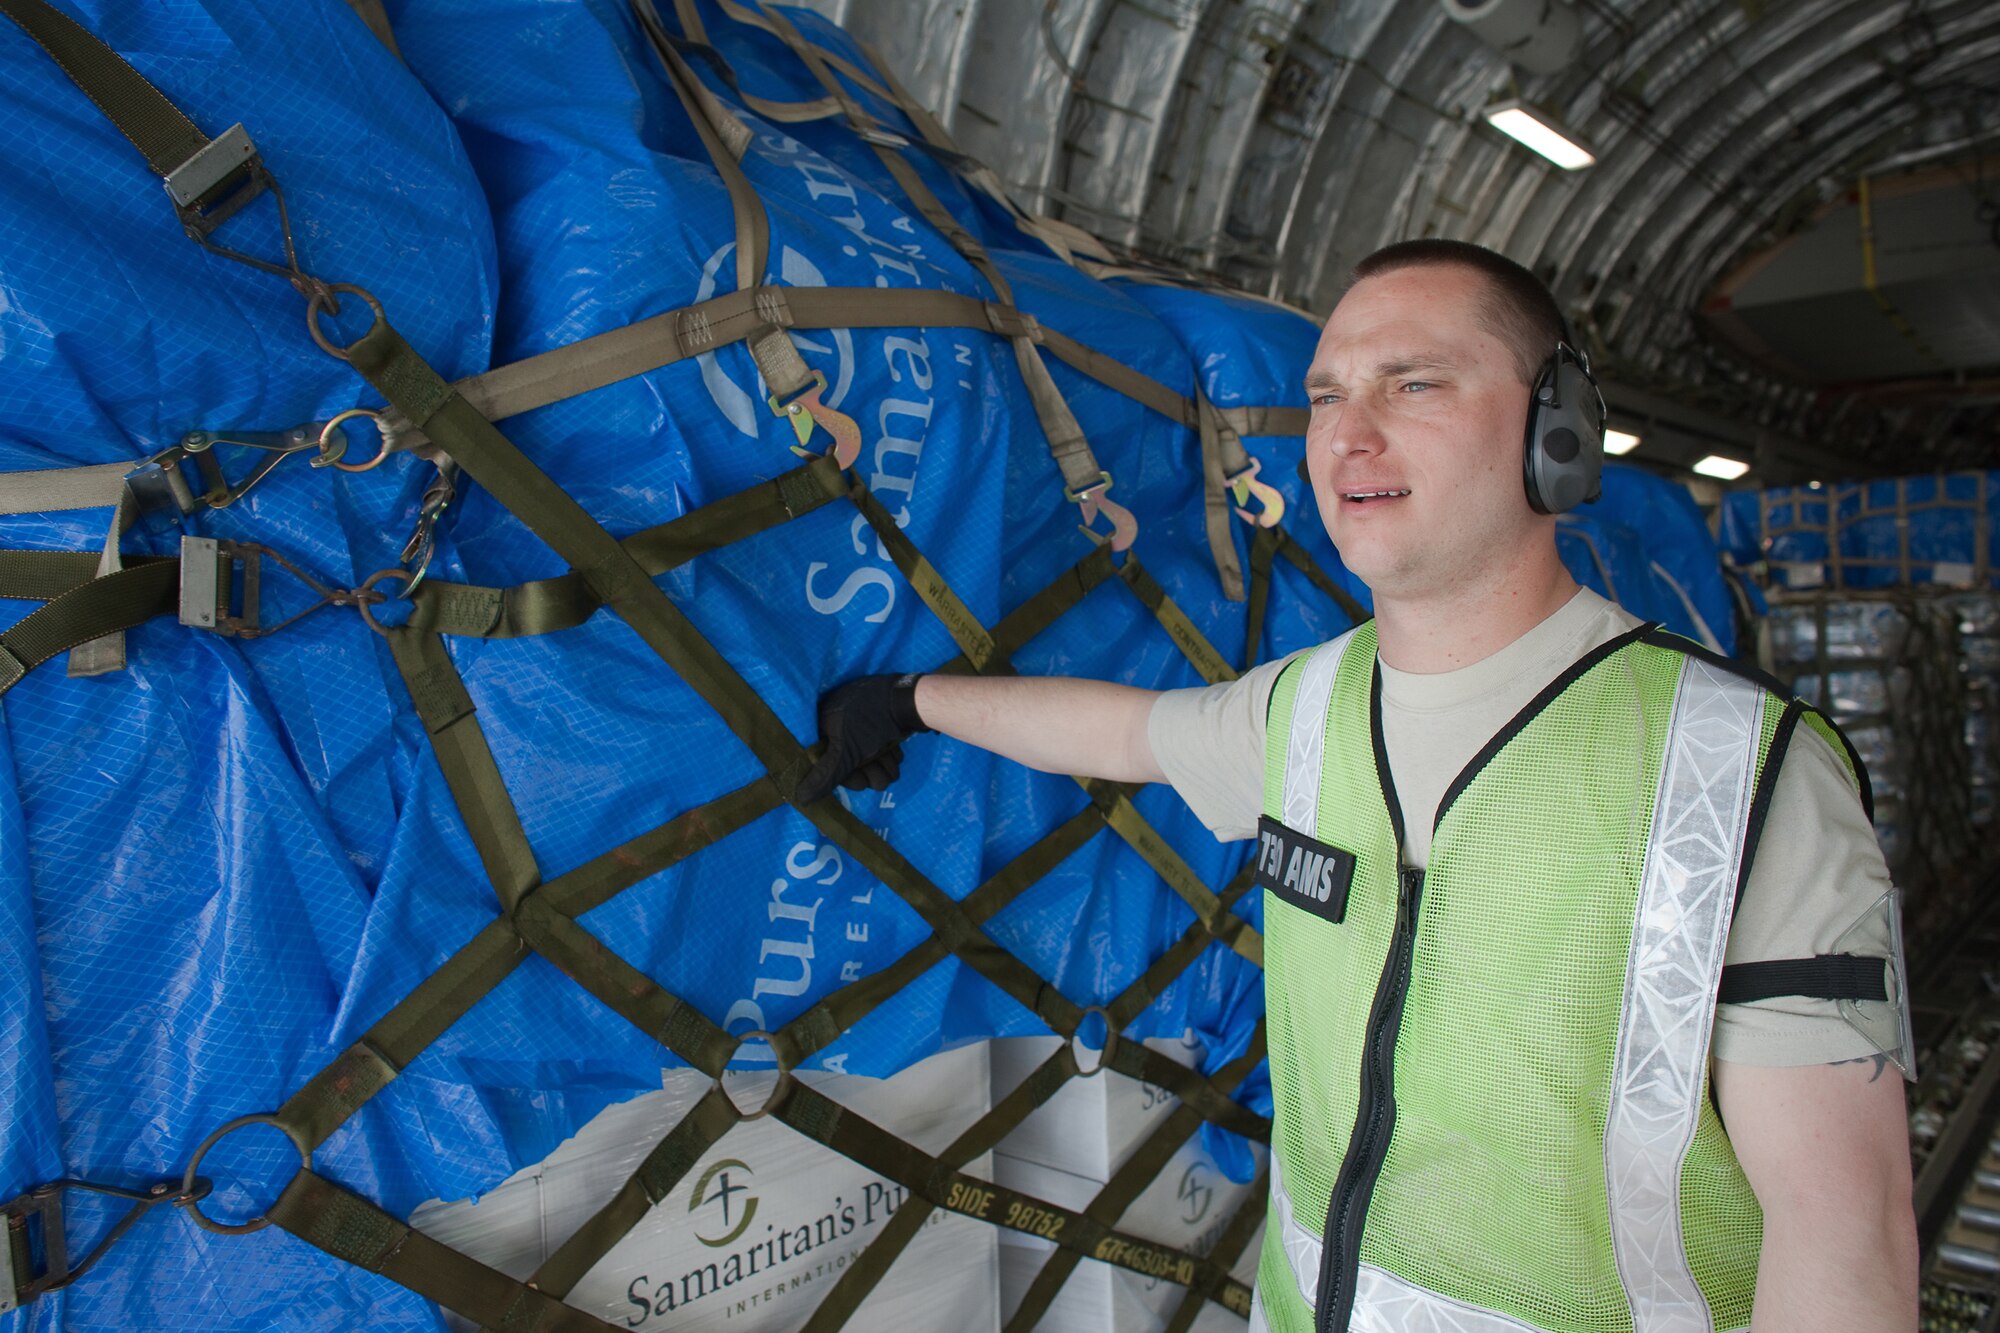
left=690, top=1159, right=759, bottom=1248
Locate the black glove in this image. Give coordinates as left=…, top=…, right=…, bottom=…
left=794, top=673, right=931, bottom=805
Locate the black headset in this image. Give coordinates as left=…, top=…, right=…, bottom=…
left=1522, top=339, right=1607, bottom=515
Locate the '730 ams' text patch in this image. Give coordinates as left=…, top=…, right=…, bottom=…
left=1253, top=815, right=1357, bottom=925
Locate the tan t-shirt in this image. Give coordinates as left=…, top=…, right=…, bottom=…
left=1147, top=588, right=1896, bottom=1066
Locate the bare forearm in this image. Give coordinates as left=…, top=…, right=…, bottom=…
left=913, top=673, right=1166, bottom=784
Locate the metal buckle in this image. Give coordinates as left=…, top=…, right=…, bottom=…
left=131, top=423, right=343, bottom=528
left=163, top=124, right=267, bottom=240
left=177, top=537, right=374, bottom=639
left=857, top=126, right=911, bottom=150
left=179, top=536, right=257, bottom=634
left=3, top=1175, right=209, bottom=1309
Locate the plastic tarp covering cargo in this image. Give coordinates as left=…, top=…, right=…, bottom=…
left=1557, top=462, right=1736, bottom=653
left=0, top=2, right=500, bottom=1329
left=1720, top=472, right=2000, bottom=591
left=0, top=0, right=1366, bottom=1327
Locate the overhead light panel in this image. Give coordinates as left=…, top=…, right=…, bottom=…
left=1603, top=429, right=1641, bottom=456
left=1483, top=100, right=1595, bottom=170
left=1691, top=454, right=1750, bottom=481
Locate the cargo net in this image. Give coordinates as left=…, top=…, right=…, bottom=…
left=1741, top=472, right=1995, bottom=594
left=0, top=0, right=1371, bottom=1327
left=1768, top=592, right=2000, bottom=955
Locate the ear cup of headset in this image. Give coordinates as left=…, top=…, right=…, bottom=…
left=1523, top=346, right=1605, bottom=515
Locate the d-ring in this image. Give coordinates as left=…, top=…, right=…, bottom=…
left=316, top=409, right=394, bottom=473
left=306, top=282, right=386, bottom=361
left=354, top=567, right=416, bottom=637
left=1069, top=1005, right=1119, bottom=1078
left=179, top=1113, right=311, bottom=1235
left=717, top=1029, right=795, bottom=1121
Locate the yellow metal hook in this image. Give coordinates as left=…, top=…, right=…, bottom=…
left=1227, top=458, right=1286, bottom=528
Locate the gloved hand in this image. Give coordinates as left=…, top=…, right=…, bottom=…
left=795, top=673, right=931, bottom=805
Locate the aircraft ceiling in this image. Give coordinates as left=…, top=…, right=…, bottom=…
left=793, top=0, right=2000, bottom=480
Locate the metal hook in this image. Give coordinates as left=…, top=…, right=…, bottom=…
left=1067, top=472, right=1139, bottom=552
left=768, top=371, right=862, bottom=469
left=1226, top=458, right=1287, bottom=529
left=396, top=462, right=459, bottom=595
left=132, top=423, right=344, bottom=520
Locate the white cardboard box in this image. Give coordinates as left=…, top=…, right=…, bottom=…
left=994, top=1148, right=1265, bottom=1332
left=987, top=1032, right=1207, bottom=1179
left=413, top=1042, right=999, bottom=1332
left=988, top=1034, right=1266, bottom=1331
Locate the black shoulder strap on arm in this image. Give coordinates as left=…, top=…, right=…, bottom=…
left=1718, top=954, right=1889, bottom=1005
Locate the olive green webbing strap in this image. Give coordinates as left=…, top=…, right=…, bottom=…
left=517, top=805, right=1108, bottom=1306
left=383, top=627, right=541, bottom=910
left=843, top=480, right=1263, bottom=968
left=400, top=455, right=846, bottom=639
left=0, top=549, right=154, bottom=602
left=269, top=1169, right=621, bottom=1332
left=380, top=278, right=1304, bottom=508
left=1000, top=1024, right=1264, bottom=1328
left=771, top=1077, right=1253, bottom=1306
left=1244, top=524, right=1371, bottom=667
left=631, top=2, right=825, bottom=405
left=275, top=778, right=779, bottom=1152
left=1116, top=553, right=1238, bottom=686
left=735, top=0, right=1111, bottom=505
left=0, top=558, right=178, bottom=698
left=1164, top=1167, right=1269, bottom=1332
left=347, top=313, right=1251, bottom=1117
left=527, top=1086, right=743, bottom=1299
left=0, top=0, right=206, bottom=179
left=1197, top=394, right=1249, bottom=602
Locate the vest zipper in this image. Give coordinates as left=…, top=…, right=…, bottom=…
left=1313, top=862, right=1423, bottom=1331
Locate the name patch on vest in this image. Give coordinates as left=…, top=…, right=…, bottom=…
left=1253, top=815, right=1357, bottom=924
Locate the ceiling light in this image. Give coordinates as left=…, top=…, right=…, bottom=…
left=1691, top=454, right=1750, bottom=481
left=1603, top=429, right=1640, bottom=455
left=1483, top=100, right=1595, bottom=170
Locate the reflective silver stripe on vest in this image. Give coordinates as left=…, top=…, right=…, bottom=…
left=1603, top=656, right=1763, bottom=1331
left=1269, top=1148, right=1322, bottom=1310
left=1281, top=631, right=1353, bottom=835
left=1349, top=1264, right=1546, bottom=1332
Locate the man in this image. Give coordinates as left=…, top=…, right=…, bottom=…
left=799, top=241, right=1917, bottom=1331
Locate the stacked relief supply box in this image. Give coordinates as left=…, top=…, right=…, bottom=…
left=413, top=1043, right=1000, bottom=1332
left=988, top=1035, right=1265, bottom=1331
left=1951, top=594, right=2000, bottom=830
left=1727, top=472, right=2000, bottom=948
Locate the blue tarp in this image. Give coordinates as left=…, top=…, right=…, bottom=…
left=0, top=1, right=1750, bottom=1327
left=1561, top=463, right=1738, bottom=654
left=1, top=1, right=1359, bottom=1326
left=0, top=1, right=497, bottom=1328
left=1720, top=472, right=2000, bottom=591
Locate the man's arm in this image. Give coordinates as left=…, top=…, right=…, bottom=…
left=912, top=674, right=1166, bottom=784
left=794, top=672, right=1168, bottom=804
left=1713, top=1056, right=1917, bottom=1332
